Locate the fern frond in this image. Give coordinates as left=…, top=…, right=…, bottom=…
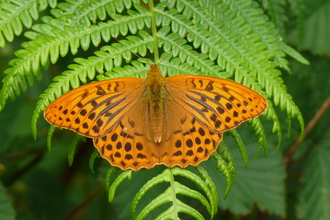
left=31, top=32, right=152, bottom=138
left=249, top=117, right=268, bottom=157
left=68, top=134, right=86, bottom=166
left=262, top=69, right=305, bottom=136
left=157, top=1, right=303, bottom=138
left=105, top=166, right=119, bottom=195
left=108, top=169, right=133, bottom=201
left=262, top=98, right=282, bottom=147
left=213, top=143, right=236, bottom=198
left=46, top=125, right=56, bottom=151
left=0, top=3, right=150, bottom=111
left=158, top=28, right=229, bottom=77
left=196, top=166, right=219, bottom=214
left=261, top=0, right=288, bottom=37
left=130, top=168, right=218, bottom=219
left=99, top=60, right=150, bottom=80
left=137, top=183, right=207, bottom=220
left=0, top=0, right=50, bottom=48
left=218, top=0, right=289, bottom=69
left=89, top=149, right=100, bottom=173
left=228, top=129, right=248, bottom=166
left=279, top=42, right=309, bottom=65
left=50, top=0, right=85, bottom=17
left=53, top=0, right=135, bottom=25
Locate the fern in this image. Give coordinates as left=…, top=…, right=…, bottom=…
left=213, top=142, right=236, bottom=198
left=261, top=0, right=288, bottom=37
left=0, top=0, right=53, bottom=47
left=128, top=167, right=218, bottom=219
left=0, top=0, right=306, bottom=219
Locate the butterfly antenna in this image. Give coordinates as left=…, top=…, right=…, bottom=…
left=159, top=32, right=189, bottom=65
left=113, top=37, right=151, bottom=66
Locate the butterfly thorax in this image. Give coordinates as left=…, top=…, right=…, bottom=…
left=146, top=64, right=164, bottom=94
left=145, top=64, right=166, bottom=144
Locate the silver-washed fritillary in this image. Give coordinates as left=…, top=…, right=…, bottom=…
left=44, top=64, right=267, bottom=171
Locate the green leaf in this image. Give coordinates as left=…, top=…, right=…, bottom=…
left=297, top=134, right=330, bottom=220
left=279, top=42, right=309, bottom=65
left=287, top=1, right=330, bottom=55
left=207, top=137, right=285, bottom=216
left=0, top=183, right=15, bottom=220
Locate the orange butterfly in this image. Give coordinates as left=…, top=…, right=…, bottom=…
left=44, top=64, right=267, bottom=171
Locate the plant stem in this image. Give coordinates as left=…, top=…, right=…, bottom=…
left=149, top=0, right=159, bottom=63
left=62, top=185, right=105, bottom=220
left=284, top=95, right=330, bottom=164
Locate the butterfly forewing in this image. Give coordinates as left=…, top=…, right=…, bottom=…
left=164, top=75, right=267, bottom=133
left=44, top=78, right=146, bottom=138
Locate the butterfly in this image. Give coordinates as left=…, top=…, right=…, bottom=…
left=44, top=64, right=267, bottom=171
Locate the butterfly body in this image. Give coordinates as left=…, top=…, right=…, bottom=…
left=45, top=64, right=267, bottom=171
left=145, top=64, right=165, bottom=143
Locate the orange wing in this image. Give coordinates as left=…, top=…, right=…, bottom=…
left=93, top=96, right=160, bottom=170
left=157, top=95, right=224, bottom=169
left=151, top=75, right=267, bottom=169
left=44, top=77, right=146, bottom=138
left=45, top=77, right=162, bottom=170
left=44, top=74, right=267, bottom=171
left=163, top=75, right=267, bottom=133
left=92, top=92, right=224, bottom=171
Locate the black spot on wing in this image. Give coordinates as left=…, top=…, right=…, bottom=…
left=96, top=86, right=106, bottom=95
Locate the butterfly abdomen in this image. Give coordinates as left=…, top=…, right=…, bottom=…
left=148, top=98, right=163, bottom=144
left=146, top=64, right=166, bottom=144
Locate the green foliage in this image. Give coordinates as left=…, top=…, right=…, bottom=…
left=297, top=128, right=330, bottom=220
left=213, top=138, right=286, bottom=215
left=4, top=0, right=330, bottom=219
left=0, top=183, right=15, bottom=220
left=129, top=167, right=218, bottom=219
left=0, top=0, right=53, bottom=48
left=287, top=0, right=330, bottom=54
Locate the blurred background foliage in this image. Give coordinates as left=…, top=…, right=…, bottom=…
left=0, top=0, right=330, bottom=219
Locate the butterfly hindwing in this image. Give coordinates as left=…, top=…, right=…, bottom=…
left=158, top=97, right=223, bottom=168
left=93, top=97, right=160, bottom=170
left=90, top=82, right=226, bottom=171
